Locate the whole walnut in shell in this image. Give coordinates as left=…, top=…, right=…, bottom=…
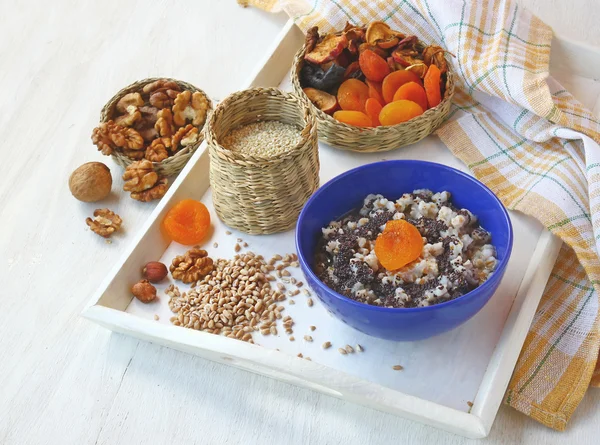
left=69, top=162, right=112, bottom=202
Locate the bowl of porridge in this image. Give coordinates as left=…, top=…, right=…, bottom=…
left=295, top=160, right=513, bottom=341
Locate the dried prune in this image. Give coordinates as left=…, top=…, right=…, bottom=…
left=300, top=63, right=346, bottom=93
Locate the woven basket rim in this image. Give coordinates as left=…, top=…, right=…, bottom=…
left=100, top=77, right=213, bottom=171
left=292, top=44, right=455, bottom=134
left=206, top=87, right=316, bottom=164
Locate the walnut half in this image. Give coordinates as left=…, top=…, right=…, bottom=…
left=170, top=248, right=214, bottom=283
left=86, top=208, right=122, bottom=238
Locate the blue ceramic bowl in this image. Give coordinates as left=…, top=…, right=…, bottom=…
left=295, top=160, right=513, bottom=341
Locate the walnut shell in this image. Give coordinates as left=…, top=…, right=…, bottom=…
left=69, top=162, right=112, bottom=202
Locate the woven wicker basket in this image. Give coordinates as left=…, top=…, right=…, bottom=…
left=206, top=87, right=319, bottom=235
left=291, top=45, right=455, bottom=153
left=100, top=77, right=212, bottom=177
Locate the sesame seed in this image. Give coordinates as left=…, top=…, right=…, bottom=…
left=289, top=336, right=295, bottom=341
left=303, top=335, right=313, bottom=342
left=356, top=344, right=364, bottom=352
left=225, top=230, right=232, bottom=235
left=213, top=242, right=218, bottom=248
left=345, top=345, right=354, bottom=353
left=338, top=348, right=347, bottom=355
left=322, top=341, right=331, bottom=349
left=307, top=298, right=313, bottom=307
left=309, top=325, right=316, bottom=331
left=153, top=314, right=160, bottom=321
left=392, top=365, right=404, bottom=371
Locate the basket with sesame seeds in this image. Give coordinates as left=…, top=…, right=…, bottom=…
left=206, top=87, right=320, bottom=235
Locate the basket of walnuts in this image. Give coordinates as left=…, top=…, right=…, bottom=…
left=91, top=77, right=212, bottom=178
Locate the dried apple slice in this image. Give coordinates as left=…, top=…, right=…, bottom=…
left=377, top=36, right=399, bottom=49
left=366, top=21, right=393, bottom=45
left=422, top=45, right=449, bottom=74
left=303, top=88, right=338, bottom=114
left=305, top=34, right=348, bottom=64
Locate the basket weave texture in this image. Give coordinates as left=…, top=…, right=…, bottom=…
left=100, top=77, right=212, bottom=177
left=291, top=45, right=455, bottom=153
left=206, top=87, right=320, bottom=235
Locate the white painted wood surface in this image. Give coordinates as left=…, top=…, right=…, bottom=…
left=1, top=1, right=600, bottom=444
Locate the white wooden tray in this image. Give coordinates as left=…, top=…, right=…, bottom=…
left=83, top=20, right=575, bottom=439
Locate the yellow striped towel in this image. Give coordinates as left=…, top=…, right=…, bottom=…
left=240, top=0, right=600, bottom=430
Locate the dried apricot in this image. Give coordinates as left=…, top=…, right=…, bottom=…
left=392, top=82, right=428, bottom=110
left=365, top=98, right=383, bottom=126
left=375, top=220, right=423, bottom=270
left=365, top=79, right=385, bottom=104
left=359, top=49, right=390, bottom=82
left=333, top=110, right=372, bottom=127
left=381, top=70, right=422, bottom=103
left=337, top=79, right=370, bottom=112
left=379, top=100, right=424, bottom=126
left=424, top=64, right=442, bottom=108
left=162, top=199, right=211, bottom=245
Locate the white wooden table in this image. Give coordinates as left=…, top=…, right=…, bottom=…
left=1, top=1, right=599, bottom=444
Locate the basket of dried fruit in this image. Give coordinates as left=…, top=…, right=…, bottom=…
left=92, top=77, right=212, bottom=176
left=291, top=22, right=455, bottom=152
left=206, top=87, right=319, bottom=235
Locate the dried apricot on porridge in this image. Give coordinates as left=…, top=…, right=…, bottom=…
left=375, top=220, right=424, bottom=270
left=337, top=79, right=370, bottom=111
left=162, top=199, right=211, bottom=245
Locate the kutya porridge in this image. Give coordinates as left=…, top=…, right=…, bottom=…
left=314, top=190, right=497, bottom=308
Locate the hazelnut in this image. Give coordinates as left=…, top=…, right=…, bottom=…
left=142, top=261, right=168, bottom=283
left=132, top=279, right=157, bottom=303
left=69, top=162, right=112, bottom=202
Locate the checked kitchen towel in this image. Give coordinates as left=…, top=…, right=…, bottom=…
left=241, top=0, right=600, bottom=431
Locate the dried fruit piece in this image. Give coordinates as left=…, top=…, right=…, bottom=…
left=392, top=81, right=428, bottom=110
left=172, top=91, right=209, bottom=127
left=365, top=21, right=393, bottom=45
left=333, top=110, right=372, bottom=127
left=69, top=162, right=112, bottom=202
left=379, top=100, right=424, bottom=126
left=377, top=36, right=399, bottom=49
left=375, top=219, right=423, bottom=270
left=116, top=92, right=144, bottom=114
left=303, top=88, right=338, bottom=114
left=337, top=79, right=369, bottom=112
left=304, top=33, right=348, bottom=64
left=359, top=49, right=390, bottom=82
left=381, top=70, right=422, bottom=103
left=423, top=45, right=449, bottom=74
left=405, top=63, right=428, bottom=79
left=358, top=43, right=388, bottom=59
left=300, top=63, right=346, bottom=93
left=132, top=280, right=157, bottom=303
left=424, top=64, right=442, bottom=108
left=343, top=27, right=365, bottom=55
left=162, top=199, right=211, bottom=245
left=86, top=208, right=122, bottom=238
left=304, top=26, right=319, bottom=53
left=365, top=79, right=385, bottom=104
left=170, top=248, right=214, bottom=283
left=343, top=61, right=361, bottom=79
left=365, top=98, right=383, bottom=126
